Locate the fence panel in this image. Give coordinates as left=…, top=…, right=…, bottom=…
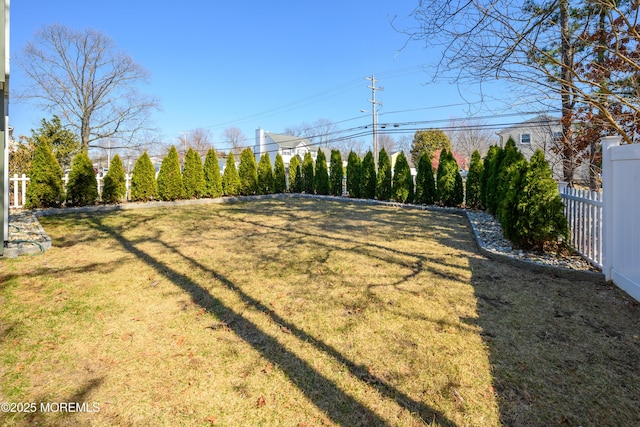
left=9, top=173, right=134, bottom=209
left=559, top=186, right=603, bottom=269
left=602, top=137, right=640, bottom=302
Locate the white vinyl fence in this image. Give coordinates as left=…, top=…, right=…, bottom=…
left=559, top=185, right=603, bottom=269
left=9, top=173, right=134, bottom=209
left=601, top=136, right=640, bottom=302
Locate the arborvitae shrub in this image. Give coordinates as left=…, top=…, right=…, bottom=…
left=346, top=151, right=362, bottom=198
left=361, top=151, right=376, bottom=199
left=302, top=152, right=315, bottom=194
left=273, top=154, right=287, bottom=194
left=157, top=146, right=184, bottom=201
left=314, top=149, right=330, bottom=195
left=288, top=155, right=302, bottom=193
left=238, top=148, right=258, bottom=196
left=499, top=157, right=528, bottom=243
left=102, top=154, right=126, bottom=204
left=329, top=149, right=343, bottom=196
left=465, top=150, right=483, bottom=209
left=485, top=145, right=505, bottom=215
left=222, top=152, right=240, bottom=196
left=25, top=139, right=64, bottom=209
left=496, top=137, right=521, bottom=220
left=376, top=149, right=392, bottom=201
left=479, top=145, right=499, bottom=209
left=392, top=151, right=413, bottom=203
left=510, top=149, right=568, bottom=251
left=257, top=153, right=274, bottom=195
left=131, top=152, right=157, bottom=202
left=453, top=167, right=464, bottom=206
left=66, top=151, right=98, bottom=207
left=436, top=149, right=459, bottom=206
left=203, top=148, right=223, bottom=198
left=183, top=148, right=206, bottom=199
left=415, top=152, right=435, bottom=205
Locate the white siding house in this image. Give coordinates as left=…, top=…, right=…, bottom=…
left=254, top=128, right=315, bottom=167
left=497, top=115, right=564, bottom=180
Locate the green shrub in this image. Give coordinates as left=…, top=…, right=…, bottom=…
left=203, top=148, right=223, bottom=198
left=273, top=154, right=287, bottom=194
left=361, top=151, right=376, bottom=199
left=238, top=148, right=258, bottom=196
left=499, top=157, right=528, bottom=243
left=479, top=145, right=499, bottom=209
left=183, top=148, right=206, bottom=199
left=102, top=154, right=127, bottom=204
left=131, top=152, right=157, bottom=202
left=453, top=167, right=464, bottom=207
left=222, top=152, right=240, bottom=196
left=288, top=155, right=302, bottom=193
left=376, top=148, right=392, bottom=201
left=257, top=153, right=274, bottom=195
left=157, top=146, right=184, bottom=201
left=346, top=151, right=362, bottom=198
left=509, top=149, right=568, bottom=251
left=496, top=137, right=522, bottom=220
left=415, top=152, right=435, bottom=205
left=302, top=152, right=315, bottom=194
left=329, top=150, right=343, bottom=196
left=436, top=149, right=461, bottom=207
left=392, top=151, right=413, bottom=203
left=25, top=138, right=64, bottom=209
left=485, top=144, right=506, bottom=215
left=465, top=150, right=483, bottom=209
left=65, top=151, right=98, bottom=207
left=314, top=149, right=330, bottom=195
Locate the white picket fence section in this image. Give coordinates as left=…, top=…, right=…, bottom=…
left=601, top=136, right=640, bottom=302
left=559, top=186, right=603, bottom=269
left=8, top=173, right=133, bottom=209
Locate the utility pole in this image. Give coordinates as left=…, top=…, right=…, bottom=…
left=366, top=75, right=382, bottom=170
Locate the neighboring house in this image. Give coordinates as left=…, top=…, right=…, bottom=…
left=254, top=128, right=316, bottom=168
left=497, top=115, right=565, bottom=180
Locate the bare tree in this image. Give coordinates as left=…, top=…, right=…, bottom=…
left=447, top=118, right=494, bottom=165
left=285, top=118, right=337, bottom=148
left=224, top=127, right=248, bottom=156
left=17, top=24, right=159, bottom=151
left=377, top=133, right=397, bottom=153
left=400, top=0, right=640, bottom=184
left=180, top=128, right=212, bottom=157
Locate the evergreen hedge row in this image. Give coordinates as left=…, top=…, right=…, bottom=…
left=24, top=142, right=570, bottom=252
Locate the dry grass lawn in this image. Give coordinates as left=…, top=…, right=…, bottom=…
left=1, top=197, right=639, bottom=426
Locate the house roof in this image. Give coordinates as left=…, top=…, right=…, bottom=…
left=266, top=132, right=311, bottom=149
left=497, top=114, right=560, bottom=135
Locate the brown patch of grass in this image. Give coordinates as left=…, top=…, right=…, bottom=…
left=0, top=197, right=638, bottom=426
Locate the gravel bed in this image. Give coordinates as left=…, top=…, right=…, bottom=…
left=466, top=210, right=599, bottom=272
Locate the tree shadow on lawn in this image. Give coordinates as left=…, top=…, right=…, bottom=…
left=88, top=214, right=457, bottom=427
left=466, top=255, right=640, bottom=426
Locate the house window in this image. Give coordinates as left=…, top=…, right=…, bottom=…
left=282, top=149, right=291, bottom=156
left=520, top=133, right=531, bottom=144
left=297, top=148, right=306, bottom=156
left=552, top=131, right=563, bottom=142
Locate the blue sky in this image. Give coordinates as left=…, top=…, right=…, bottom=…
left=10, top=1, right=529, bottom=153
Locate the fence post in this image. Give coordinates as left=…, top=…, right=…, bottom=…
left=601, top=135, right=622, bottom=281
left=21, top=174, right=27, bottom=207
left=12, top=173, right=18, bottom=207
